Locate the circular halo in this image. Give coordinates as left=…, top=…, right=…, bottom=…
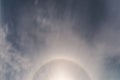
left=33, top=59, right=91, bottom=80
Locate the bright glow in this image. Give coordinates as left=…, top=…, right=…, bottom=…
left=49, top=69, right=72, bottom=80
left=33, top=59, right=91, bottom=80
left=48, top=62, right=73, bottom=80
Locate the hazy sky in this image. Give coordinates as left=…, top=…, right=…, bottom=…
left=0, top=0, right=120, bottom=80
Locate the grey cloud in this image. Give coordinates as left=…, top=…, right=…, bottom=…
left=0, top=26, right=32, bottom=80
left=1, top=0, right=120, bottom=80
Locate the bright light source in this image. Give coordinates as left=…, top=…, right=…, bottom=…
left=49, top=64, right=73, bottom=80
left=33, top=59, right=91, bottom=80
left=50, top=70, right=71, bottom=80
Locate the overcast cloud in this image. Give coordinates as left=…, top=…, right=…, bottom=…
left=1, top=0, right=120, bottom=80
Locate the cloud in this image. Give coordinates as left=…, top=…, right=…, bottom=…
left=1, top=0, right=120, bottom=80
left=0, top=25, right=32, bottom=80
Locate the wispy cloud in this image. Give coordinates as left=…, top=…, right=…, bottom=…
left=1, top=0, right=120, bottom=80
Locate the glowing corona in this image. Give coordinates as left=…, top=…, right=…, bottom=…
left=33, top=59, right=91, bottom=80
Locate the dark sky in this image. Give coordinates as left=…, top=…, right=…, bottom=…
left=2, top=0, right=108, bottom=42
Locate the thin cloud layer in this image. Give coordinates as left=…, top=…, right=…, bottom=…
left=1, top=0, right=120, bottom=80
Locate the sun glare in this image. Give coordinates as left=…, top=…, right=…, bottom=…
left=33, top=59, right=91, bottom=80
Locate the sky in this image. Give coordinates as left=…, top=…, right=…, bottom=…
left=0, top=0, right=120, bottom=80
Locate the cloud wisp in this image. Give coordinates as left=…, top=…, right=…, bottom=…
left=1, top=0, right=120, bottom=80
